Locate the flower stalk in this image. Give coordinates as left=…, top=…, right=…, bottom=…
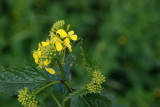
left=35, top=81, right=61, bottom=95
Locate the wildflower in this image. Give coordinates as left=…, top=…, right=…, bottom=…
left=33, top=20, right=78, bottom=74
left=56, top=29, right=78, bottom=52
left=56, top=29, right=67, bottom=38
left=64, top=38, right=72, bottom=52
left=18, top=87, right=38, bottom=107
left=68, top=30, right=78, bottom=41
left=41, top=41, right=50, bottom=47
left=33, top=42, right=56, bottom=74
left=87, top=70, right=106, bottom=93
left=44, top=59, right=51, bottom=66
left=33, top=51, right=41, bottom=63
left=50, top=37, right=63, bottom=51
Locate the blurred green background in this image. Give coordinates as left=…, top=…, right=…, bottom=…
left=0, top=0, right=160, bottom=107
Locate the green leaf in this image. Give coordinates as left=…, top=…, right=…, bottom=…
left=0, top=65, right=48, bottom=95
left=80, top=46, right=99, bottom=74
left=75, top=94, right=112, bottom=107
left=64, top=86, right=89, bottom=101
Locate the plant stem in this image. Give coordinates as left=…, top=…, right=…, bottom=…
left=55, top=57, right=71, bottom=107
left=56, top=57, right=66, bottom=81
left=50, top=92, right=62, bottom=107
left=35, top=81, right=61, bottom=95
left=62, top=49, right=66, bottom=65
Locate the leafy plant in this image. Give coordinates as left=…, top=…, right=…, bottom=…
left=0, top=20, right=111, bottom=107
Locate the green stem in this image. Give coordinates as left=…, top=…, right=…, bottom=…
left=62, top=49, right=66, bottom=65
left=56, top=57, right=66, bottom=81
left=50, top=92, right=62, bottom=107
left=56, top=57, right=71, bottom=91
left=35, top=81, right=61, bottom=95
left=55, top=57, right=71, bottom=107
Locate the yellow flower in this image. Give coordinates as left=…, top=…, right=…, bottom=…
left=57, top=29, right=78, bottom=41
left=64, top=38, right=72, bottom=52
left=56, top=29, right=78, bottom=52
left=41, top=41, right=50, bottom=47
left=44, top=59, right=51, bottom=66
left=56, top=29, right=67, bottom=38
left=51, top=37, right=63, bottom=51
left=45, top=67, right=55, bottom=74
left=68, top=30, right=78, bottom=41
left=33, top=51, right=41, bottom=63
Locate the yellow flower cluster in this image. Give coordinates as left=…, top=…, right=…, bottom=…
left=33, top=20, right=78, bottom=74
left=87, top=70, right=106, bottom=93
left=18, top=87, right=38, bottom=107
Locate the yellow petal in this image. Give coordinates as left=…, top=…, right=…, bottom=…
left=33, top=51, right=39, bottom=63
left=35, top=57, right=39, bottom=63
left=41, top=41, right=50, bottom=47
left=33, top=51, right=38, bottom=58
left=65, top=43, right=72, bottom=52
left=70, top=35, right=77, bottom=41
left=68, top=30, right=74, bottom=35
left=56, top=29, right=67, bottom=38
left=38, top=43, right=42, bottom=50
left=68, top=45, right=72, bottom=52
left=45, top=67, right=55, bottom=74
left=55, top=42, right=62, bottom=51
left=64, top=38, right=70, bottom=45
left=44, top=59, right=51, bottom=66
left=38, top=51, right=41, bottom=57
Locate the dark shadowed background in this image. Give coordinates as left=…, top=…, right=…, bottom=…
left=0, top=0, right=160, bottom=107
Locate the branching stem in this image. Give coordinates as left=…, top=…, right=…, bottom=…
left=35, top=81, right=61, bottom=95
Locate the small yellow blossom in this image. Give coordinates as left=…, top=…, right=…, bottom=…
left=45, top=67, right=55, bottom=74
left=41, top=41, right=50, bottom=47
left=64, top=38, right=72, bottom=52
left=57, top=29, right=78, bottom=52
left=44, top=59, right=51, bottom=66
left=68, top=30, right=77, bottom=41
left=56, top=29, right=67, bottom=38
left=51, top=37, right=63, bottom=51
left=33, top=20, right=78, bottom=75
left=33, top=51, right=39, bottom=63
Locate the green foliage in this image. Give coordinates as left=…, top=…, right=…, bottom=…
left=0, top=65, right=48, bottom=95
left=80, top=46, right=99, bottom=74
left=76, top=94, right=112, bottom=107
left=64, top=86, right=89, bottom=101
left=0, top=0, right=160, bottom=106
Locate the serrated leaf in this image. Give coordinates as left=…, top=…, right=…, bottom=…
left=0, top=65, right=48, bottom=95
left=80, top=46, right=99, bottom=73
left=64, top=87, right=89, bottom=101
left=76, top=94, right=112, bottom=107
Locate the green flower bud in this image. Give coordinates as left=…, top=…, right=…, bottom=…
left=86, top=70, right=106, bottom=93
left=18, top=87, right=38, bottom=107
